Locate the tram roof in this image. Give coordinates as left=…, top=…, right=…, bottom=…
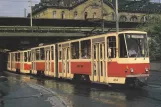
left=8, top=30, right=147, bottom=53
left=57, top=30, right=147, bottom=44
left=31, top=44, right=55, bottom=50
left=9, top=49, right=31, bottom=53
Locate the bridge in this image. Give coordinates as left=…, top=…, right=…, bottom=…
left=0, top=17, right=140, bottom=37
left=0, top=17, right=141, bottom=51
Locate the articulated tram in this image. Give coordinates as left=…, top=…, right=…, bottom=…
left=7, top=31, right=150, bottom=87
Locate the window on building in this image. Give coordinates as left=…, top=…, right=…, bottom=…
left=93, top=12, right=96, bottom=18
left=74, top=11, right=78, bottom=19
left=84, top=12, right=88, bottom=19
left=81, top=40, right=91, bottom=59
left=111, top=12, right=115, bottom=20
left=141, top=15, right=148, bottom=22
left=53, top=11, right=56, bottom=18
left=61, top=11, right=65, bottom=19
left=107, top=36, right=116, bottom=58
left=71, top=42, right=79, bottom=59
left=130, top=16, right=138, bottom=22
left=119, top=15, right=127, bottom=22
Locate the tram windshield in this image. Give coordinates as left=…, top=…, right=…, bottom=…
left=119, top=33, right=148, bottom=58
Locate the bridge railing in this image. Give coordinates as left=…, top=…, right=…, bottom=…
left=0, top=26, right=98, bottom=33
left=0, top=26, right=134, bottom=33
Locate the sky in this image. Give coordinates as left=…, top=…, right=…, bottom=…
left=0, top=0, right=40, bottom=17
left=0, top=0, right=160, bottom=17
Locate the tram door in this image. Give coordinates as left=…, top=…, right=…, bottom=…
left=62, top=47, right=70, bottom=78
left=11, top=53, right=15, bottom=71
left=20, top=52, right=24, bottom=72
left=93, top=43, right=106, bottom=83
left=31, top=50, right=36, bottom=74
left=45, top=48, right=51, bottom=76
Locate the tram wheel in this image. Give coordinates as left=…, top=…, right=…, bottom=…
left=73, top=74, right=90, bottom=83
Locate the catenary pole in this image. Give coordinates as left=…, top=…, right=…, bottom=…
left=29, top=0, right=33, bottom=27
left=115, top=0, right=119, bottom=33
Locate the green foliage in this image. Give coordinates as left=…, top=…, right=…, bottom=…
left=138, top=15, right=161, bottom=61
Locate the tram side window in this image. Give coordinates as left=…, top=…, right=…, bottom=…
left=32, top=50, right=35, bottom=61
left=58, top=45, right=62, bottom=60
left=40, top=48, right=45, bottom=60
left=8, top=54, right=10, bottom=61
left=28, top=51, right=31, bottom=62
left=24, top=52, right=27, bottom=62
left=36, top=49, right=40, bottom=60
left=81, top=40, right=91, bottom=59
left=51, top=46, right=54, bottom=60
left=71, top=42, right=79, bottom=59
left=15, top=53, right=17, bottom=61
left=12, top=53, right=15, bottom=62
left=119, top=34, right=127, bottom=58
left=10, top=54, right=12, bottom=62
left=17, top=53, right=20, bottom=61
left=107, top=36, right=116, bottom=58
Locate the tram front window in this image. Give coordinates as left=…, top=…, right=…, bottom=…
left=125, top=34, right=148, bottom=58
left=119, top=34, right=148, bottom=58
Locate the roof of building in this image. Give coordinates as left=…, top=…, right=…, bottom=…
left=31, top=0, right=114, bottom=15
left=30, top=0, right=161, bottom=16
left=32, top=0, right=88, bottom=15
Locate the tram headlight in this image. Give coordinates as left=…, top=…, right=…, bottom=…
left=130, top=68, right=134, bottom=73
left=145, top=68, right=149, bottom=72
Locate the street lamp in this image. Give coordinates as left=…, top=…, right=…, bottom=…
left=29, top=0, right=33, bottom=27
left=101, top=0, right=104, bottom=33
left=101, top=0, right=119, bottom=33
left=24, top=8, right=27, bottom=17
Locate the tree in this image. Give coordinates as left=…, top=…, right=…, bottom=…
left=138, top=14, right=161, bottom=61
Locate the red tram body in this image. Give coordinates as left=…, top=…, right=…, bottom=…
left=7, top=31, right=150, bottom=86
left=31, top=44, right=56, bottom=77
left=7, top=50, right=31, bottom=74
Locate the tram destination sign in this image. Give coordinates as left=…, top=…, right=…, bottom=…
left=126, top=34, right=145, bottom=39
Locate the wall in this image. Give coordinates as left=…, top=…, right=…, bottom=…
left=150, top=61, right=161, bottom=71
left=0, top=53, right=7, bottom=72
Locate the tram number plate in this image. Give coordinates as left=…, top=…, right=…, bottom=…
left=113, top=78, right=118, bottom=81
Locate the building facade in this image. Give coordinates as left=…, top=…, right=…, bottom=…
left=30, top=0, right=161, bottom=22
